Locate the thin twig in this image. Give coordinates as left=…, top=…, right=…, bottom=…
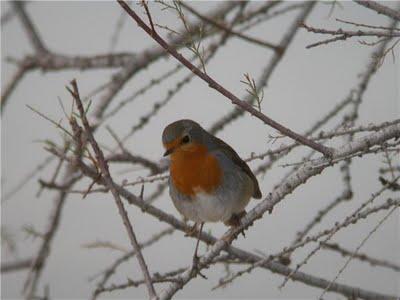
left=321, top=241, right=400, bottom=272
left=249, top=119, right=400, bottom=166
left=12, top=2, right=48, bottom=53
left=1, top=258, right=33, bottom=273
left=52, top=124, right=400, bottom=300
left=1, top=62, right=32, bottom=112
left=23, top=172, right=81, bottom=298
left=1, top=1, right=28, bottom=25
left=180, top=2, right=282, bottom=52
left=117, top=0, right=333, bottom=158
left=213, top=197, right=400, bottom=292
left=335, top=17, right=400, bottom=31
left=209, top=2, right=314, bottom=135
left=67, top=79, right=158, bottom=300
left=115, top=10, right=243, bottom=148
left=319, top=204, right=399, bottom=299
left=93, top=1, right=237, bottom=118
left=157, top=122, right=400, bottom=299
left=2, top=155, right=54, bottom=203
left=279, top=177, right=399, bottom=289
left=354, top=0, right=400, bottom=22
left=91, top=227, right=174, bottom=299
left=109, top=2, right=128, bottom=51
left=302, top=22, right=400, bottom=49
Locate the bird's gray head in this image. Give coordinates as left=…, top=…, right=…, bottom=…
left=162, top=119, right=206, bottom=156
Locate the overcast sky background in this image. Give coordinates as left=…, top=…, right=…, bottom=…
left=1, top=1, right=399, bottom=299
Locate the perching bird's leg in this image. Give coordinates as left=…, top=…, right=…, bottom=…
left=193, top=222, right=203, bottom=259
left=224, top=211, right=247, bottom=238
left=190, top=222, right=207, bottom=279
left=184, top=222, right=198, bottom=237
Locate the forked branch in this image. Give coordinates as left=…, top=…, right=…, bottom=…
left=66, top=80, right=158, bottom=300
left=116, top=0, right=334, bottom=158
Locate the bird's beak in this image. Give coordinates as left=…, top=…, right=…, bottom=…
left=163, top=147, right=174, bottom=157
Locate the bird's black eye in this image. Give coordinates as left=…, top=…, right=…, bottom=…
left=182, top=135, right=190, bottom=144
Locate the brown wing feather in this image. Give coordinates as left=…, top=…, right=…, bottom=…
left=212, top=136, right=262, bottom=199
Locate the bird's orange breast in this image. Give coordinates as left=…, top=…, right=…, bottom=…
left=169, top=144, right=222, bottom=197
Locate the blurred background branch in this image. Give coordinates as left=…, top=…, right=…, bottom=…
left=1, top=1, right=399, bottom=299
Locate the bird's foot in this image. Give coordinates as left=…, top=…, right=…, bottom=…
left=224, top=211, right=247, bottom=238
left=185, top=222, right=198, bottom=237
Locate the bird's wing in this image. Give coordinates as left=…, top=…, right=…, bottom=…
left=212, top=136, right=262, bottom=199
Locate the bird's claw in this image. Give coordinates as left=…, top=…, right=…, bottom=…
left=224, top=212, right=246, bottom=238
left=185, top=222, right=198, bottom=237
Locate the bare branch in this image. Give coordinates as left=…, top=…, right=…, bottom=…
left=107, top=153, right=162, bottom=175
left=302, top=22, right=400, bottom=49
left=92, top=1, right=237, bottom=118
left=280, top=186, right=352, bottom=265
left=209, top=2, right=315, bottom=134
left=213, top=197, right=400, bottom=292
left=91, top=227, right=174, bottom=299
left=115, top=9, right=246, bottom=147
left=354, top=0, right=400, bottom=22
left=1, top=258, right=33, bottom=273
left=12, top=1, right=48, bottom=54
left=1, top=59, right=34, bottom=112
left=96, top=267, right=186, bottom=295
left=54, top=136, right=399, bottom=300
left=2, top=155, right=54, bottom=203
left=319, top=204, right=399, bottom=299
left=279, top=180, right=399, bottom=289
left=250, top=119, right=400, bottom=166
left=67, top=80, right=158, bottom=300
left=117, top=0, right=333, bottom=157
left=321, top=241, right=400, bottom=272
left=336, top=17, right=400, bottom=31
left=4, top=2, right=399, bottom=299
left=1, top=1, right=28, bottom=26
left=101, top=60, right=186, bottom=121
left=23, top=172, right=81, bottom=298
left=180, top=2, right=282, bottom=52
left=157, top=122, right=400, bottom=298
left=109, top=3, right=128, bottom=52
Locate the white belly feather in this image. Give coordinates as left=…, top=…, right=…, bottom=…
left=170, top=169, right=254, bottom=223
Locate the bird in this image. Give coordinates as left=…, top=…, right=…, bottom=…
left=162, top=119, right=262, bottom=269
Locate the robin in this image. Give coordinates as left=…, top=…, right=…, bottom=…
left=162, top=119, right=262, bottom=270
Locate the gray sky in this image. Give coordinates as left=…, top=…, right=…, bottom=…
left=1, top=1, right=399, bottom=299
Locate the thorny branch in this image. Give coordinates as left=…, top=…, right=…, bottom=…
left=91, top=227, right=174, bottom=300
left=12, top=2, right=48, bottom=54
left=117, top=0, right=334, bottom=158
left=321, top=241, right=400, bottom=272
left=47, top=123, right=400, bottom=300
left=3, top=2, right=400, bottom=300
left=23, top=171, right=82, bottom=298
left=179, top=2, right=282, bottom=52
left=354, top=0, right=400, bottom=22
left=212, top=197, right=400, bottom=293
left=319, top=204, right=399, bottom=299
left=302, top=22, right=400, bottom=49
left=209, top=1, right=315, bottom=135
left=302, top=3, right=400, bottom=50
left=157, top=122, right=400, bottom=299
left=67, top=80, right=158, bottom=299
